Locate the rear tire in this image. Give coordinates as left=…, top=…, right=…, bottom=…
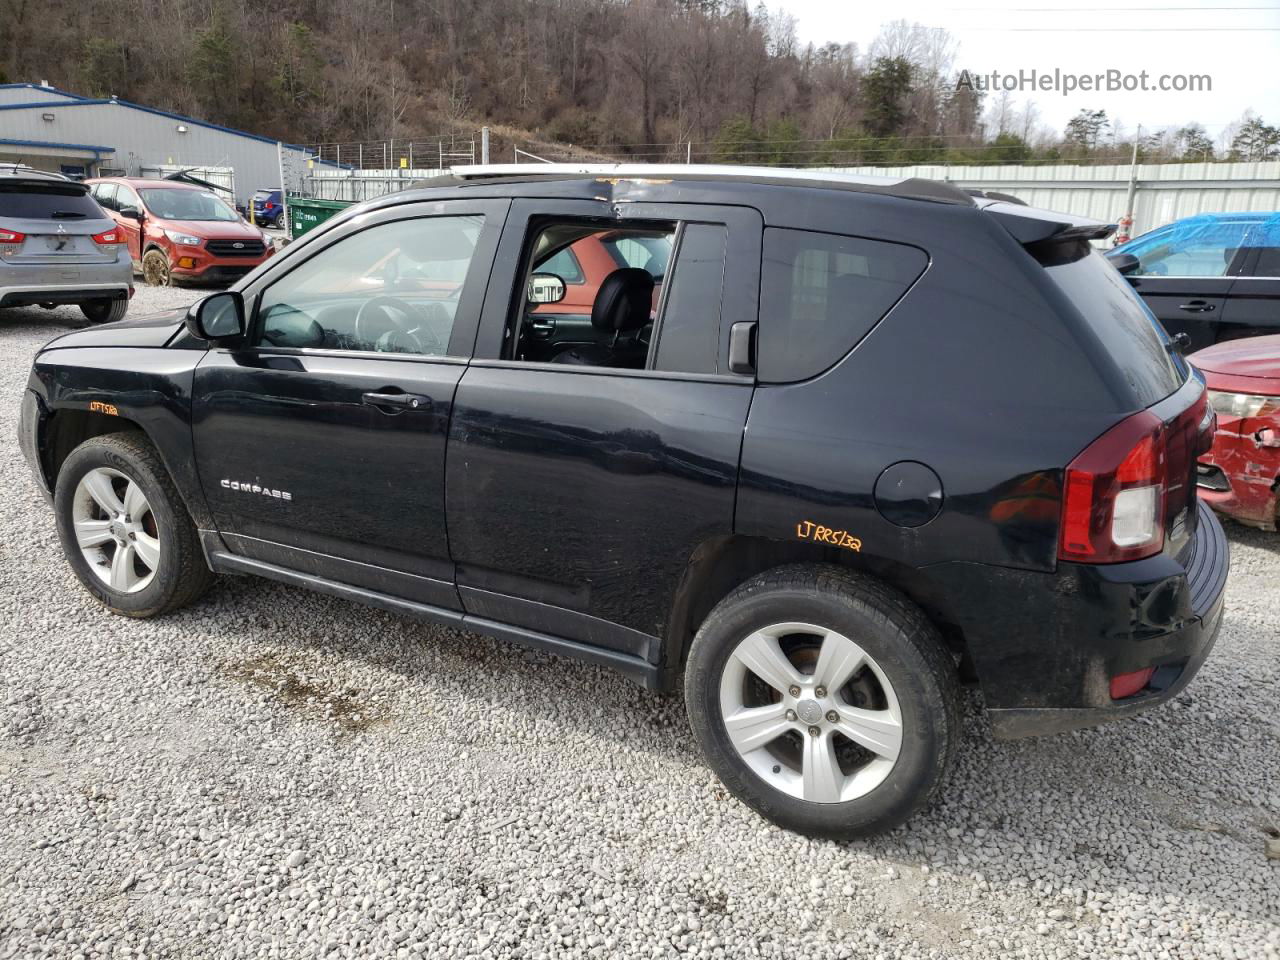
left=79, top=298, right=129, bottom=325
left=142, top=249, right=171, bottom=286
left=684, top=564, right=961, bottom=838
left=53, top=432, right=215, bottom=618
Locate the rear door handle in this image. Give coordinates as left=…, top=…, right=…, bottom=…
left=1178, top=300, right=1216, bottom=313
left=362, top=391, right=431, bottom=413
left=728, top=321, right=757, bottom=375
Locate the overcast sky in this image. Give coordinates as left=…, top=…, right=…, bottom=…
left=775, top=0, right=1280, bottom=144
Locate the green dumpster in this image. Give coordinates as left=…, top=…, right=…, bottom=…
left=286, top=195, right=352, bottom=240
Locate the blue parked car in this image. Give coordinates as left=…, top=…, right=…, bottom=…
left=1106, top=212, right=1280, bottom=352
left=251, top=188, right=285, bottom=229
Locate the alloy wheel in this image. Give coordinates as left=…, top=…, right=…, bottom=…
left=71, top=467, right=160, bottom=594
left=718, top=622, right=903, bottom=803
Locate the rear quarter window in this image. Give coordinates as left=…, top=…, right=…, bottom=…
left=0, top=183, right=103, bottom=220
left=758, top=228, right=928, bottom=383
left=1042, top=246, right=1185, bottom=406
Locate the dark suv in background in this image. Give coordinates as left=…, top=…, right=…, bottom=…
left=19, top=165, right=1227, bottom=838
left=1107, top=212, right=1280, bottom=352
left=0, top=166, right=132, bottom=323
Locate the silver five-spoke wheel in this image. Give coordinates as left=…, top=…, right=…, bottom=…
left=719, top=622, right=902, bottom=803
left=71, top=467, right=160, bottom=594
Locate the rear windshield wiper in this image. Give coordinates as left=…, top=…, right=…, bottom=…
left=51, top=211, right=88, bottom=219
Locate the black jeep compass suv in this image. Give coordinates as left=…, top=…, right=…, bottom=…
left=18, top=165, right=1228, bottom=838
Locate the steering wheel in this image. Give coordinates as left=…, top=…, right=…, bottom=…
left=353, top=296, right=446, bottom=355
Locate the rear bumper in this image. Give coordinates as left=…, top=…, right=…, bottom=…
left=0, top=281, right=131, bottom=308
left=986, top=500, right=1228, bottom=738
left=921, top=500, right=1229, bottom=739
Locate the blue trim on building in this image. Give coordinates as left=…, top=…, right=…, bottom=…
left=0, top=95, right=309, bottom=151
left=0, top=83, right=87, bottom=101
left=0, top=137, right=114, bottom=155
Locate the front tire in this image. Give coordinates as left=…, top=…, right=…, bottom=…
left=54, top=433, right=215, bottom=618
left=684, top=564, right=961, bottom=838
left=79, top=298, right=129, bottom=325
left=142, top=249, right=171, bottom=286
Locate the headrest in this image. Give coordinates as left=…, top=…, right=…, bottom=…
left=591, top=267, right=654, bottom=333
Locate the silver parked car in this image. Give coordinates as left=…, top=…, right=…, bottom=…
left=0, top=165, right=132, bottom=324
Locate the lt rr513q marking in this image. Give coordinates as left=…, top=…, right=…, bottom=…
left=796, top=520, right=861, bottom=551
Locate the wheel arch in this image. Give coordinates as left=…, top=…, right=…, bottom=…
left=40, top=406, right=214, bottom=530
left=662, top=534, right=972, bottom=680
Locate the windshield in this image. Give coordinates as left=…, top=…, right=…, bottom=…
left=139, top=188, right=239, bottom=222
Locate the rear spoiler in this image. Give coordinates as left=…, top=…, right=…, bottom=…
left=979, top=199, right=1117, bottom=245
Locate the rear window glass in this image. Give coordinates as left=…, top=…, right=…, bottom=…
left=758, top=228, right=928, bottom=383
left=1043, top=247, right=1185, bottom=406
left=0, top=184, right=102, bottom=220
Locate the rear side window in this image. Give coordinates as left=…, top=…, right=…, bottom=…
left=0, top=184, right=103, bottom=220
left=1043, top=248, right=1184, bottom=406
left=1252, top=247, right=1280, bottom=276
left=92, top=183, right=118, bottom=211
left=539, top=245, right=584, bottom=284
left=758, top=228, right=928, bottom=383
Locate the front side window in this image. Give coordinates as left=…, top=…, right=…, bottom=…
left=1124, top=218, right=1255, bottom=277
left=115, top=185, right=141, bottom=214
left=758, top=228, right=928, bottom=383
left=139, top=188, right=239, bottom=222
left=254, top=215, right=484, bottom=357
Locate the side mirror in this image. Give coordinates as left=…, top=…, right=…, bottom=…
left=527, top=272, right=566, bottom=305
left=1107, top=252, right=1141, bottom=276
left=186, top=291, right=245, bottom=342
left=119, top=206, right=143, bottom=222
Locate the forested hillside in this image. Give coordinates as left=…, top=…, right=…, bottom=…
left=2, top=0, right=1272, bottom=164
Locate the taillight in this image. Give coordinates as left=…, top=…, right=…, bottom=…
left=0, top=228, right=24, bottom=254
left=1059, top=410, right=1166, bottom=563
left=92, top=228, right=126, bottom=247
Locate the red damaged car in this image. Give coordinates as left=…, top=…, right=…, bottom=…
left=1192, top=334, right=1280, bottom=530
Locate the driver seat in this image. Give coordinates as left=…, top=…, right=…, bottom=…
left=551, top=268, right=653, bottom=368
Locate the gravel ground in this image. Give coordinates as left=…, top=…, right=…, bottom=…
left=1, top=287, right=1278, bottom=959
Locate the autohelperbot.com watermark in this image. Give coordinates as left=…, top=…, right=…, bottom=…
left=956, top=68, right=1211, bottom=96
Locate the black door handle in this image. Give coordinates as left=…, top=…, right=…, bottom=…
left=728, top=321, right=757, bottom=375
left=1178, top=300, right=1216, bottom=313
left=362, top=391, right=431, bottom=413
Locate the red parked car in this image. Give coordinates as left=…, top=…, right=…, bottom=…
left=86, top=177, right=273, bottom=286
left=1192, top=334, right=1280, bottom=530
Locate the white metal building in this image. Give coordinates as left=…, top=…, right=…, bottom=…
left=822, top=161, right=1280, bottom=239
left=0, top=82, right=319, bottom=206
